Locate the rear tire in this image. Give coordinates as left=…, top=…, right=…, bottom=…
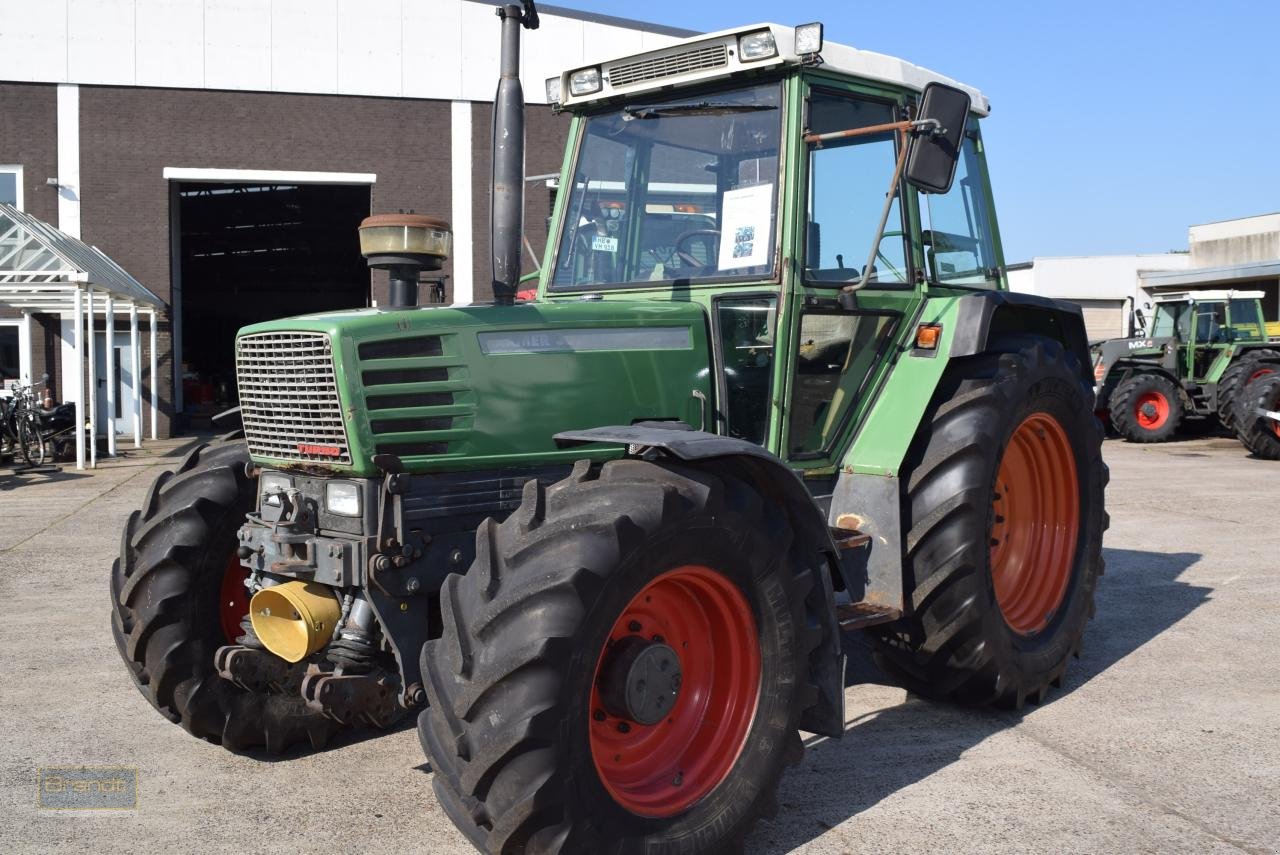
left=1111, top=372, right=1182, bottom=442
left=418, top=459, right=830, bottom=854
left=870, top=335, right=1107, bottom=709
left=1217, top=349, right=1280, bottom=431
left=109, top=437, right=338, bottom=752
left=1233, top=373, right=1280, bottom=460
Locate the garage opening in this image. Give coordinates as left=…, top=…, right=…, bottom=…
left=175, top=181, right=370, bottom=424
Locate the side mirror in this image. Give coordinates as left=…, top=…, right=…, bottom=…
left=906, top=83, right=972, bottom=195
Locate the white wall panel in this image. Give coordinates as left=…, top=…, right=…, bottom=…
left=337, top=0, right=401, bottom=97
left=457, top=1, right=502, bottom=102
left=205, top=0, right=271, bottom=91
left=523, top=15, right=584, bottom=98
left=135, top=0, right=204, bottom=88
left=402, top=1, right=462, bottom=99
left=271, top=0, right=338, bottom=94
left=68, top=0, right=135, bottom=85
left=581, top=24, right=645, bottom=67
left=1, top=0, right=691, bottom=102
left=0, top=0, right=68, bottom=82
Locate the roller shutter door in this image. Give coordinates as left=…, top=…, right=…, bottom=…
left=1074, top=300, right=1126, bottom=341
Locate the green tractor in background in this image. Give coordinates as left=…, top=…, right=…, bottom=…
left=109, top=8, right=1107, bottom=853
left=1092, top=290, right=1279, bottom=443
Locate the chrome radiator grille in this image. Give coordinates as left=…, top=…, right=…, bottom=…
left=235, top=331, right=352, bottom=465
left=609, top=43, right=728, bottom=88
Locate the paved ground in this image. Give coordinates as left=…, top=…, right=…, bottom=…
left=1, top=434, right=1277, bottom=854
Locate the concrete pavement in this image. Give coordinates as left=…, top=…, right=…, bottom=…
left=1, top=434, right=1276, bottom=854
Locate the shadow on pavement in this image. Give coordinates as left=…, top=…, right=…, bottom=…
left=755, top=547, right=1208, bottom=853
left=0, top=465, right=91, bottom=490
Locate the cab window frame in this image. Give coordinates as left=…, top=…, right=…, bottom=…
left=916, top=118, right=1005, bottom=291
left=799, top=85, right=916, bottom=291
left=545, top=77, right=790, bottom=293
left=711, top=290, right=781, bottom=445
left=784, top=304, right=902, bottom=461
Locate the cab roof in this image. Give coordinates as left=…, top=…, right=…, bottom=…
left=1154, top=290, right=1267, bottom=302
left=555, top=22, right=990, bottom=115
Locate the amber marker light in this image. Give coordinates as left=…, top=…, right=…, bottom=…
left=916, top=323, right=942, bottom=350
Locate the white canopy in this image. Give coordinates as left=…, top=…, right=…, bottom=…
left=0, top=203, right=164, bottom=469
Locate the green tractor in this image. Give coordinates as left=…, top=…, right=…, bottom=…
left=1092, top=290, right=1279, bottom=442
left=110, top=9, right=1106, bottom=853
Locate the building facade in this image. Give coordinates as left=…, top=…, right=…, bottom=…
left=0, top=0, right=690, bottom=436
left=1008, top=213, right=1280, bottom=341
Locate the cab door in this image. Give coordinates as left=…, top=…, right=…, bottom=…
left=779, top=82, right=921, bottom=471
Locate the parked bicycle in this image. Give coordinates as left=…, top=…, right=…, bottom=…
left=1, top=382, right=44, bottom=467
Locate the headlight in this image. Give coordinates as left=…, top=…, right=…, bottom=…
left=545, top=76, right=561, bottom=104
left=260, top=472, right=291, bottom=506
left=569, top=66, right=602, bottom=96
left=325, top=482, right=361, bottom=517
left=794, top=22, right=824, bottom=55
left=737, top=30, right=778, bottom=61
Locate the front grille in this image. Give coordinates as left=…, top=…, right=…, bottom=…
left=236, top=331, right=352, bottom=465
left=608, top=43, right=729, bottom=88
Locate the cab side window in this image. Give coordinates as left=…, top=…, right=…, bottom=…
left=804, top=92, right=910, bottom=287
left=920, top=122, right=1000, bottom=288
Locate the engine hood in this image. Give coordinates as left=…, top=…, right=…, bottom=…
left=234, top=300, right=713, bottom=476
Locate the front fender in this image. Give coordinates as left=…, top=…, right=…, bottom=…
left=555, top=425, right=846, bottom=739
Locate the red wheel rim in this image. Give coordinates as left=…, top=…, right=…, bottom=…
left=1134, top=391, right=1170, bottom=429
left=589, top=565, right=760, bottom=817
left=990, top=413, right=1080, bottom=635
left=1248, top=366, right=1275, bottom=384
left=218, top=554, right=250, bottom=644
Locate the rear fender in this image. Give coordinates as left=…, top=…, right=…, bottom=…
left=555, top=425, right=846, bottom=739
left=951, top=290, right=1094, bottom=384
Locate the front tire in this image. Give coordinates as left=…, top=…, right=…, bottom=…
left=871, top=335, right=1107, bottom=709
left=418, top=459, right=829, bottom=854
left=1111, top=372, right=1182, bottom=442
left=109, top=437, right=337, bottom=752
left=1233, top=373, right=1280, bottom=460
left=1217, top=350, right=1280, bottom=431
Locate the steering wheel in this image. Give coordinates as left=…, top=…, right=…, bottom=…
left=672, top=229, right=721, bottom=270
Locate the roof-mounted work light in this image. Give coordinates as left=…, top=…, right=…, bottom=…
left=795, top=22, right=824, bottom=55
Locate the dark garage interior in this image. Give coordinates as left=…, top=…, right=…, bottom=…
left=175, top=181, right=371, bottom=422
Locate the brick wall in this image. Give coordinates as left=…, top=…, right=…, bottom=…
left=77, top=86, right=455, bottom=434
left=2, top=83, right=573, bottom=435
left=0, top=82, right=59, bottom=224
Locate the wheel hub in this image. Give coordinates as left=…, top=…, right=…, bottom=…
left=598, top=636, right=682, bottom=726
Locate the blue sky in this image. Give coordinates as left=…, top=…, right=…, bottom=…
left=552, top=1, right=1280, bottom=262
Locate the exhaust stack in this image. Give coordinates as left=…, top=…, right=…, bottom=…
left=490, top=2, right=539, bottom=306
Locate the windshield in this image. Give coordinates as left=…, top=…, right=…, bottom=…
left=551, top=83, right=783, bottom=290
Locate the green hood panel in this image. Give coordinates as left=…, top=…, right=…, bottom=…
left=236, top=301, right=712, bottom=476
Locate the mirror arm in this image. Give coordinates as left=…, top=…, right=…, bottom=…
left=803, top=117, right=943, bottom=147
left=844, top=127, right=911, bottom=295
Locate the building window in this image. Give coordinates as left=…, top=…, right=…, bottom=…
left=0, top=322, right=21, bottom=383
left=0, top=165, right=23, bottom=210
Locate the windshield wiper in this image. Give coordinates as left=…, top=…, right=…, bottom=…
left=623, top=102, right=777, bottom=120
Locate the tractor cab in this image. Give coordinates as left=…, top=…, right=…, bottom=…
left=1151, top=291, right=1268, bottom=381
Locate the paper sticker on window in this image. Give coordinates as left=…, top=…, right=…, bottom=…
left=718, top=184, right=773, bottom=271
left=591, top=235, right=619, bottom=253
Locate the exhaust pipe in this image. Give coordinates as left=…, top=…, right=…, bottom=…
left=490, top=2, right=539, bottom=306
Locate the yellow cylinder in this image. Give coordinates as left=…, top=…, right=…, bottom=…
left=249, top=581, right=342, bottom=663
